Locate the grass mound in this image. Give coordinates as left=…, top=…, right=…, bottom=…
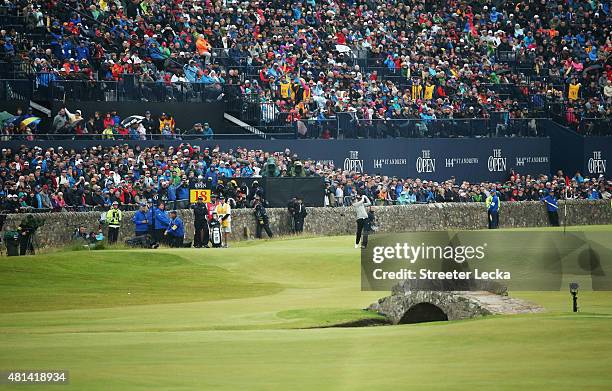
left=0, top=251, right=282, bottom=313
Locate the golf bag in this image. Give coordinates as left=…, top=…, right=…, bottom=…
left=209, top=218, right=223, bottom=248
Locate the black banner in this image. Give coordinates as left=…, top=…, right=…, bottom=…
left=188, top=177, right=324, bottom=207
left=10, top=135, right=612, bottom=181
left=264, top=177, right=325, bottom=207
left=583, top=137, right=610, bottom=178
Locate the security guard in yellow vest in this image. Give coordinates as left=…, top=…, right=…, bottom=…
left=106, top=201, right=123, bottom=244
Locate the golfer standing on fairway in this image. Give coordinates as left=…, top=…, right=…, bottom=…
left=353, top=192, right=372, bottom=249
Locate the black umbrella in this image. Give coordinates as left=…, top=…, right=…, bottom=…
left=583, top=64, right=602, bottom=77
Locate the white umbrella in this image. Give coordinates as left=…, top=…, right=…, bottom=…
left=121, top=115, right=145, bottom=127
left=335, top=44, right=351, bottom=53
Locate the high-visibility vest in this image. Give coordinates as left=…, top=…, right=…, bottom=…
left=568, top=84, right=580, bottom=100
left=280, top=82, right=291, bottom=99
left=411, top=84, right=422, bottom=100
left=424, top=85, right=434, bottom=100
left=106, top=208, right=122, bottom=227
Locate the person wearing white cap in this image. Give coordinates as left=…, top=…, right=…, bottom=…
left=106, top=201, right=122, bottom=244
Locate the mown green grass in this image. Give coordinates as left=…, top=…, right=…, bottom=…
left=0, top=228, right=611, bottom=390
left=0, top=252, right=282, bottom=312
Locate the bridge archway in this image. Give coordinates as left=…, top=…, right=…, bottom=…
left=399, top=302, right=449, bottom=324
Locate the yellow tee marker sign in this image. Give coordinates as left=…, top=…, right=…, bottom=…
left=189, top=189, right=212, bottom=203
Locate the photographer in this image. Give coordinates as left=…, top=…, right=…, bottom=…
left=72, top=225, right=92, bottom=242
left=176, top=177, right=190, bottom=206
left=250, top=180, right=265, bottom=204
left=288, top=197, right=307, bottom=233
left=17, top=214, right=43, bottom=255
left=352, top=193, right=372, bottom=249
left=254, top=195, right=273, bottom=239
left=72, top=225, right=103, bottom=248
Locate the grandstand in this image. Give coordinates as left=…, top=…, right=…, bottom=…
left=0, top=0, right=609, bottom=139
left=0, top=0, right=610, bottom=211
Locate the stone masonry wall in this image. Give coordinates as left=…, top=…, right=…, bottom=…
left=2, top=200, right=611, bottom=249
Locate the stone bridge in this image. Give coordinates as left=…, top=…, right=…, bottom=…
left=368, top=290, right=545, bottom=324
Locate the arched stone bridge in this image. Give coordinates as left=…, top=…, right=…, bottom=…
left=368, top=290, right=544, bottom=325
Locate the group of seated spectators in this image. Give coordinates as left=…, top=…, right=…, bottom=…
left=0, top=0, right=609, bottom=135
left=0, top=143, right=609, bottom=213
left=1, top=106, right=215, bottom=140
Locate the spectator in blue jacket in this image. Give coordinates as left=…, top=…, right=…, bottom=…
left=587, top=188, right=600, bottom=200
left=488, top=190, right=500, bottom=229
left=203, top=122, right=214, bottom=140
left=132, top=203, right=150, bottom=236
left=146, top=199, right=156, bottom=236
left=176, top=178, right=190, bottom=202
left=153, top=202, right=171, bottom=244
left=240, top=163, right=254, bottom=177
left=60, top=39, right=72, bottom=59
left=148, top=42, right=165, bottom=61
left=205, top=166, right=219, bottom=186
left=75, top=42, right=90, bottom=61
left=3, top=38, right=15, bottom=56
left=540, top=190, right=559, bottom=226
left=167, top=181, right=177, bottom=207
left=165, top=210, right=184, bottom=247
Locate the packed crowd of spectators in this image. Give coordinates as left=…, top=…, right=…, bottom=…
left=1, top=0, right=610, bottom=134
left=0, top=143, right=608, bottom=213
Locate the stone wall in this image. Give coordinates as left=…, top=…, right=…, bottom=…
left=2, top=200, right=611, bottom=249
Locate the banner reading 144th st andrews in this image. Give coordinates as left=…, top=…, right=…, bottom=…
left=200, top=138, right=549, bottom=182
left=243, top=138, right=550, bottom=182
left=361, top=231, right=612, bottom=292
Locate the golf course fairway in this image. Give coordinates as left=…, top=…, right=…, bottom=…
left=1, top=232, right=611, bottom=390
